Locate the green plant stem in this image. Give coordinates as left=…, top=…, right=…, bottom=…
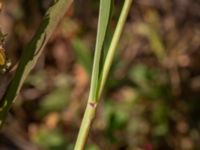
left=74, top=102, right=97, bottom=150
left=74, top=0, right=133, bottom=149
left=0, top=0, right=73, bottom=128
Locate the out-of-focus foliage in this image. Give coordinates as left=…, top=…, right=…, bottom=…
left=0, top=0, right=200, bottom=149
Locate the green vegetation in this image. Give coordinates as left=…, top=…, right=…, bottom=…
left=0, top=0, right=200, bottom=149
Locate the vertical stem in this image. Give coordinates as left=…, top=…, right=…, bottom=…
left=74, top=102, right=97, bottom=150
left=74, top=0, right=133, bottom=149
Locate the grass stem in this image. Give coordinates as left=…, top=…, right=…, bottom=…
left=74, top=0, right=133, bottom=149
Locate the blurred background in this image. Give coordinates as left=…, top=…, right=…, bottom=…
left=0, top=0, right=200, bottom=149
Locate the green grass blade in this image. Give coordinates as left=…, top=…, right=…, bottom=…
left=74, top=1, right=132, bottom=149
left=88, top=0, right=112, bottom=102
left=97, top=0, right=133, bottom=100
left=0, top=0, right=73, bottom=128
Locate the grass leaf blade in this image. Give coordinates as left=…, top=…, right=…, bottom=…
left=88, top=0, right=112, bottom=102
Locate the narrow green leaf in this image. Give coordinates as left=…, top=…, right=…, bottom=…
left=74, top=1, right=133, bottom=149
left=88, top=0, right=112, bottom=102
left=100, top=0, right=114, bottom=75
left=0, top=0, right=73, bottom=128
left=97, top=0, right=133, bottom=100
